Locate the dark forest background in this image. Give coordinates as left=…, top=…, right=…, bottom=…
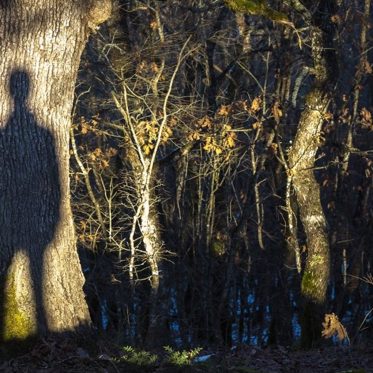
left=70, top=0, right=373, bottom=350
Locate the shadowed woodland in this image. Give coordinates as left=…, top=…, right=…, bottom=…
left=71, top=0, right=373, bottom=351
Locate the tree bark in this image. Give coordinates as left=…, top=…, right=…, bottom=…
left=124, top=142, right=167, bottom=347
left=287, top=1, right=337, bottom=347
left=0, top=0, right=111, bottom=343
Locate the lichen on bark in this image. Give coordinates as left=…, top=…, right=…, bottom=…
left=224, top=0, right=290, bottom=23
left=1, top=252, right=37, bottom=342
left=3, top=280, right=35, bottom=342
left=301, top=269, right=321, bottom=302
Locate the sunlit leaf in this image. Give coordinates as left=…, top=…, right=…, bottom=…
left=272, top=101, right=282, bottom=124
left=251, top=97, right=262, bottom=113
left=217, top=105, right=230, bottom=116
left=322, top=313, right=348, bottom=342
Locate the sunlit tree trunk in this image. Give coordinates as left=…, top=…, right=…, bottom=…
left=138, top=161, right=166, bottom=346
left=0, top=0, right=111, bottom=343
left=287, top=1, right=337, bottom=347
left=120, top=135, right=167, bottom=346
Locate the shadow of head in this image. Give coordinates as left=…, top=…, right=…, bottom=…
left=9, top=70, right=30, bottom=102
left=0, top=0, right=11, bottom=9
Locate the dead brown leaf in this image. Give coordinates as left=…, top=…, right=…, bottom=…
left=322, top=313, right=349, bottom=342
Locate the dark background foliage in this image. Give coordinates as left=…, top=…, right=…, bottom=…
left=71, top=0, right=373, bottom=349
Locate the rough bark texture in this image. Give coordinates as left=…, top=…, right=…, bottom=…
left=287, top=2, right=337, bottom=347
left=0, top=0, right=110, bottom=343
left=288, top=83, right=330, bottom=303
left=288, top=84, right=330, bottom=347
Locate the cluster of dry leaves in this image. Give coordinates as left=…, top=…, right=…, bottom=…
left=322, top=313, right=349, bottom=343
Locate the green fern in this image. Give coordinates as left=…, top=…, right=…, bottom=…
left=163, top=345, right=203, bottom=366
left=120, top=346, right=158, bottom=366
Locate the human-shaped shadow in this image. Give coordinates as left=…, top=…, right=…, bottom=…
left=0, top=70, right=60, bottom=341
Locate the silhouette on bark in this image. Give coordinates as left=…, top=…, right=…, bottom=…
left=0, top=0, right=113, bottom=346
left=0, top=71, right=60, bottom=342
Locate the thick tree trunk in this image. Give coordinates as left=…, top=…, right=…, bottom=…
left=0, top=0, right=111, bottom=343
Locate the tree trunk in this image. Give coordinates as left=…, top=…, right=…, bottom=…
left=288, top=84, right=330, bottom=347
left=0, top=0, right=111, bottom=343
left=125, top=144, right=167, bottom=346
left=287, top=1, right=337, bottom=347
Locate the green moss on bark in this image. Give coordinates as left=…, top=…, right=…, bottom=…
left=2, top=271, right=36, bottom=342
left=301, top=261, right=328, bottom=347
left=224, top=0, right=289, bottom=23
left=302, top=271, right=317, bottom=297
left=301, top=252, right=328, bottom=303
left=301, top=270, right=319, bottom=299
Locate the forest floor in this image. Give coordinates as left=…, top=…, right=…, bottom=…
left=0, top=339, right=372, bottom=372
